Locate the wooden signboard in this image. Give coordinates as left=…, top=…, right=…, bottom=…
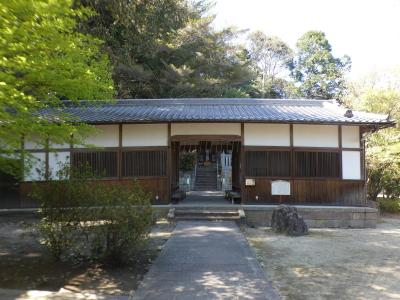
left=271, top=180, right=291, bottom=195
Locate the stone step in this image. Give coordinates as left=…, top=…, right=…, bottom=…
left=168, top=208, right=245, bottom=221
left=175, top=216, right=241, bottom=221
left=175, top=210, right=239, bottom=217
left=195, top=180, right=217, bottom=184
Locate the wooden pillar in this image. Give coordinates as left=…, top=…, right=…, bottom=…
left=45, top=138, right=49, bottom=180
left=69, top=134, right=74, bottom=173
left=118, top=124, right=122, bottom=179
left=290, top=123, right=294, bottom=176
left=167, top=123, right=172, bottom=203
left=20, top=135, right=25, bottom=181
left=289, top=123, right=294, bottom=202
left=240, top=123, right=245, bottom=204
left=361, top=126, right=367, bottom=205
left=338, top=125, right=343, bottom=179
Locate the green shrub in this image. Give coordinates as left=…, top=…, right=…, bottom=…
left=379, top=198, right=400, bottom=214
left=180, top=152, right=197, bottom=171
left=31, top=164, right=153, bottom=266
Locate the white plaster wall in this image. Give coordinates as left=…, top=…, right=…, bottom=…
left=25, top=139, right=69, bottom=150
left=342, top=151, right=361, bottom=180
left=24, top=152, right=46, bottom=181
left=24, top=137, right=43, bottom=150
left=50, top=142, right=70, bottom=149
left=293, top=124, right=338, bottom=147
left=342, top=126, right=360, bottom=148
left=78, top=125, right=119, bottom=148
left=48, top=152, right=70, bottom=179
left=123, top=124, right=168, bottom=146
left=171, top=123, right=241, bottom=136
left=244, top=124, right=290, bottom=146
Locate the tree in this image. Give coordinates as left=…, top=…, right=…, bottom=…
left=248, top=31, right=293, bottom=98
left=346, top=69, right=400, bottom=201
left=0, top=0, right=114, bottom=177
left=290, top=31, right=351, bottom=100
left=78, top=0, right=255, bottom=98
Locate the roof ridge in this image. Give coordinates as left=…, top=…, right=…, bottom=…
left=64, top=98, right=337, bottom=106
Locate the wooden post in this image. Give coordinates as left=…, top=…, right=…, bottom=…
left=289, top=124, right=294, bottom=202
left=69, top=134, right=74, bottom=175
left=240, top=123, right=245, bottom=204
left=118, top=124, right=122, bottom=179
left=20, top=135, right=25, bottom=181
left=45, top=138, right=49, bottom=180
left=167, top=123, right=172, bottom=203
left=338, top=125, right=343, bottom=180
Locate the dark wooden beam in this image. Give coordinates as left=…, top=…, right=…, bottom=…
left=240, top=123, right=245, bottom=203
left=118, top=124, right=122, bottom=180
left=45, top=138, right=49, bottom=180
left=171, top=135, right=241, bottom=142
left=167, top=123, right=172, bottom=203
left=338, top=125, right=343, bottom=180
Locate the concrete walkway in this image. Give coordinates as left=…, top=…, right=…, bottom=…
left=132, top=221, right=280, bottom=300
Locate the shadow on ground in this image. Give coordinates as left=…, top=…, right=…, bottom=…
left=244, top=217, right=400, bottom=300
left=0, top=215, right=174, bottom=297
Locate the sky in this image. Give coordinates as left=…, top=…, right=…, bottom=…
left=212, top=0, right=400, bottom=79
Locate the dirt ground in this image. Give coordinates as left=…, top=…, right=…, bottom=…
left=0, top=214, right=175, bottom=296
left=244, top=217, right=400, bottom=300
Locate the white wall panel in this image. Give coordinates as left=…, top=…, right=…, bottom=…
left=293, top=124, right=338, bottom=147
left=123, top=124, right=168, bottom=146
left=244, top=124, right=290, bottom=146
left=24, top=137, right=43, bottom=150
left=342, top=151, right=361, bottom=180
left=24, top=152, right=46, bottom=181
left=79, top=125, right=119, bottom=148
left=48, top=152, right=70, bottom=179
left=50, top=142, right=70, bottom=149
left=25, top=139, right=69, bottom=150
left=342, top=126, right=360, bottom=148
left=171, top=123, right=241, bottom=136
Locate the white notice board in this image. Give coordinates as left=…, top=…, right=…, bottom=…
left=271, top=180, right=291, bottom=195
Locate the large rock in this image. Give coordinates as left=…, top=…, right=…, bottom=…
left=271, top=205, right=308, bottom=236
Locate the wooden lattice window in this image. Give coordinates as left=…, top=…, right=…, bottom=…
left=122, top=151, right=167, bottom=177
left=72, top=151, right=118, bottom=178
left=245, top=151, right=290, bottom=177
left=294, top=151, right=340, bottom=178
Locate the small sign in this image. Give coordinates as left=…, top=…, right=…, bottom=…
left=271, top=180, right=291, bottom=195
left=245, top=178, right=256, bottom=186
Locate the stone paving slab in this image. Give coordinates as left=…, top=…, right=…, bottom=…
left=132, top=221, right=280, bottom=300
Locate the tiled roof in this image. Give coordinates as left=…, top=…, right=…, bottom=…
left=40, top=98, right=394, bottom=126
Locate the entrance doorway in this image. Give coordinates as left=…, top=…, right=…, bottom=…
left=171, top=139, right=241, bottom=204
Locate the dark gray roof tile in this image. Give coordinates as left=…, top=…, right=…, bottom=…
left=40, top=98, right=394, bottom=126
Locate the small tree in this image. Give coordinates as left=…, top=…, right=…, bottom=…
left=32, top=164, right=153, bottom=266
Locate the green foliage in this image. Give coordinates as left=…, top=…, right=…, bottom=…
left=346, top=69, right=400, bottom=201
left=78, top=0, right=255, bottom=98
left=290, top=31, right=351, bottom=100
left=379, top=198, right=400, bottom=214
left=180, top=152, right=197, bottom=171
left=0, top=0, right=114, bottom=176
left=32, top=164, right=153, bottom=265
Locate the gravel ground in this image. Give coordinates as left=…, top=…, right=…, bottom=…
left=243, top=217, right=400, bottom=300
left=0, top=214, right=175, bottom=296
